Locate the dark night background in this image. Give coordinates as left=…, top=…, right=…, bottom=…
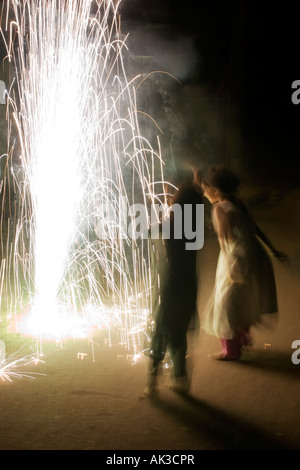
left=119, top=0, right=300, bottom=185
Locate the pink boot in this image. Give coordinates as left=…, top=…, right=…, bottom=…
left=215, top=328, right=251, bottom=360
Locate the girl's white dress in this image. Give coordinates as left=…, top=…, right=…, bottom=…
left=203, top=200, right=278, bottom=339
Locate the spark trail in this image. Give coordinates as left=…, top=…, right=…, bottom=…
left=0, top=0, right=170, bottom=351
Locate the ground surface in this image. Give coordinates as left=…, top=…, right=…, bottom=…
left=0, top=182, right=300, bottom=453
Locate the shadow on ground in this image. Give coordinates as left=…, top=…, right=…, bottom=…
left=240, top=349, right=300, bottom=380
left=148, top=384, right=289, bottom=450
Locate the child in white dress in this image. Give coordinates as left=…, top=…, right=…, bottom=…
left=197, top=166, right=286, bottom=360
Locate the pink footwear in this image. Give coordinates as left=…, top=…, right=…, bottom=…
left=216, top=328, right=251, bottom=360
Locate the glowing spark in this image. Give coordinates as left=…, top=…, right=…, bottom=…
left=0, top=0, right=172, bottom=350
left=0, top=341, right=46, bottom=382
left=77, top=353, right=88, bottom=360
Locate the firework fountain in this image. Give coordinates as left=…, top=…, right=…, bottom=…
left=0, top=0, right=172, bottom=361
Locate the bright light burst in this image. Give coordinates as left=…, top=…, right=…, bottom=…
left=0, top=0, right=171, bottom=351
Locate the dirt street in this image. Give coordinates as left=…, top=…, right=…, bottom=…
left=0, top=184, right=300, bottom=452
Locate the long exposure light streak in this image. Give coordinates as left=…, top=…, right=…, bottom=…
left=0, top=0, right=172, bottom=353
left=0, top=340, right=46, bottom=382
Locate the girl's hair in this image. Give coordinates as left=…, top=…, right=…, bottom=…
left=197, top=165, right=249, bottom=215
left=198, top=165, right=240, bottom=195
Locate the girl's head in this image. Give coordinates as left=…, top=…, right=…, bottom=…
left=196, top=165, right=240, bottom=203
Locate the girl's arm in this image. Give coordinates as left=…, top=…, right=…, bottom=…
left=254, top=223, right=287, bottom=261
